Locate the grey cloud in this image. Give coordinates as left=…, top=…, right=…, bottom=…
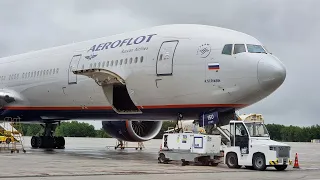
left=0, top=0, right=319, bottom=127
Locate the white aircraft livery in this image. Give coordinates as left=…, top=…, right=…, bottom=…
left=0, top=24, right=286, bottom=149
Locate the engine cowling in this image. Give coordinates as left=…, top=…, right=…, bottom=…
left=0, top=89, right=27, bottom=109
left=102, top=120, right=162, bottom=142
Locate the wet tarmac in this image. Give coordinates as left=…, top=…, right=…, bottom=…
left=0, top=137, right=319, bottom=179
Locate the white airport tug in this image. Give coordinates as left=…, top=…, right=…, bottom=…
left=158, top=114, right=292, bottom=171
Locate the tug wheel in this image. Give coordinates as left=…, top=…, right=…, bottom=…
left=158, top=153, right=166, bottom=163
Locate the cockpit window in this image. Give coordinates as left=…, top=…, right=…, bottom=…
left=222, top=44, right=233, bottom=55
left=246, top=44, right=267, bottom=54
left=233, top=44, right=246, bottom=54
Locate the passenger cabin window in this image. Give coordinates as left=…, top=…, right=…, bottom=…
left=222, top=44, right=233, bottom=55
left=234, top=44, right=246, bottom=54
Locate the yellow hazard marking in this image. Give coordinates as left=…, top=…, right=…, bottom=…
left=269, top=160, right=278, bottom=165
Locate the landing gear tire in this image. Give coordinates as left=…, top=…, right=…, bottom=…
left=54, top=136, right=65, bottom=149
left=31, top=136, right=38, bottom=148
left=226, top=153, right=241, bottom=168
left=30, top=122, right=65, bottom=149
left=274, top=165, right=287, bottom=171
left=32, top=136, right=65, bottom=149
left=252, top=153, right=267, bottom=171
left=5, top=138, right=11, bottom=144
left=37, top=136, right=54, bottom=148
left=158, top=153, right=166, bottom=163
left=37, top=136, right=44, bottom=148
left=44, top=136, right=55, bottom=149
left=181, top=159, right=189, bottom=166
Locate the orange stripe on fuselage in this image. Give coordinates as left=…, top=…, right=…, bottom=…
left=5, top=106, right=114, bottom=111
left=4, top=104, right=247, bottom=111
left=138, top=104, right=246, bottom=109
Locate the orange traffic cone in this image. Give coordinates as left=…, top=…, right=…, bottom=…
left=293, top=153, right=300, bottom=168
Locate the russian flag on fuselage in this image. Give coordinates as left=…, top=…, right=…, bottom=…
left=208, top=62, right=220, bottom=70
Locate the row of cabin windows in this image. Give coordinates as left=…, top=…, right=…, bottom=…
left=6, top=68, right=60, bottom=81
left=222, top=44, right=267, bottom=55
left=89, top=56, right=144, bottom=69
left=22, top=68, right=60, bottom=79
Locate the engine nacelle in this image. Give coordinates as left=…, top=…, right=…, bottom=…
left=0, top=89, right=27, bottom=109
left=102, top=120, right=162, bottom=142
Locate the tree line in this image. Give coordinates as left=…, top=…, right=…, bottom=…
left=265, top=124, right=320, bottom=142
left=12, top=121, right=320, bottom=142
left=15, top=121, right=111, bottom=138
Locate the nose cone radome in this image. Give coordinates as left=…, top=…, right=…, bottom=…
left=257, top=57, right=286, bottom=91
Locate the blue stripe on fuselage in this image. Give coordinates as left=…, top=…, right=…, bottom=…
left=0, top=107, right=236, bottom=122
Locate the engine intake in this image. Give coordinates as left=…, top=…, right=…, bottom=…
left=0, top=89, right=27, bottom=109
left=102, top=120, right=162, bottom=142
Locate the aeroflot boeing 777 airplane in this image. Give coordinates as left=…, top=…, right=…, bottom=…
left=0, top=24, right=286, bottom=149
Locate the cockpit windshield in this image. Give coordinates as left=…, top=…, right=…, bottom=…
left=244, top=122, right=269, bottom=137
left=246, top=44, right=267, bottom=54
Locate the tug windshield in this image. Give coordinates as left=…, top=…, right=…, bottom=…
left=244, top=122, right=270, bottom=137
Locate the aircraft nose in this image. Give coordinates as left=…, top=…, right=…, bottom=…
left=257, top=57, right=286, bottom=91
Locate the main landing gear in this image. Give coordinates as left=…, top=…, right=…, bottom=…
left=30, top=123, right=65, bottom=149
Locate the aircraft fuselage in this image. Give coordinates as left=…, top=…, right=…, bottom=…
left=0, top=24, right=286, bottom=122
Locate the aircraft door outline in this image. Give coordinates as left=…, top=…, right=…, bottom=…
left=156, top=40, right=179, bottom=76
left=68, top=54, right=82, bottom=84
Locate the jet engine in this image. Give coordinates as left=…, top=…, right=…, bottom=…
left=0, top=89, right=27, bottom=109
left=102, top=120, right=163, bottom=142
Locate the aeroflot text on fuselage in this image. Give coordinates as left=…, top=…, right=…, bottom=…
left=87, top=34, right=157, bottom=53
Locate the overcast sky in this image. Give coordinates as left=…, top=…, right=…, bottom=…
left=0, top=0, right=319, bottom=128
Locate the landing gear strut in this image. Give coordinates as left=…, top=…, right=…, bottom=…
left=30, top=122, right=65, bottom=149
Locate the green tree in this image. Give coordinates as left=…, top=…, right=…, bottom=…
left=265, top=124, right=285, bottom=141
left=55, top=121, right=96, bottom=137
left=95, top=129, right=111, bottom=138
left=266, top=123, right=320, bottom=142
